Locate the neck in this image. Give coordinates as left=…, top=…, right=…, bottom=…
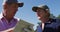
left=5, top=16, right=13, bottom=21
left=40, top=17, right=49, bottom=23
left=42, top=23, right=45, bottom=30
left=3, top=13, right=14, bottom=21
left=3, top=16, right=13, bottom=22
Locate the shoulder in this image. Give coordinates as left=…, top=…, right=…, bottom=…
left=49, top=18, right=60, bottom=22
left=54, top=18, right=60, bottom=21
left=52, top=18, right=60, bottom=23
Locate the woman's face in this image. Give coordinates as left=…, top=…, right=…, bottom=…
left=36, top=8, right=48, bottom=20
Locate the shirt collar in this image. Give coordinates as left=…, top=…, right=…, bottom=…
left=0, top=12, right=4, bottom=19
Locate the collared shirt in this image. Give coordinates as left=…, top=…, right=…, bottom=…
left=43, top=18, right=60, bottom=32
left=37, top=18, right=60, bottom=32
left=0, top=13, right=19, bottom=32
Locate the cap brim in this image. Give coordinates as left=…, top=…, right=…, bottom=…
left=32, top=6, right=45, bottom=12
left=32, top=7, right=38, bottom=12
left=18, top=2, right=24, bottom=7
left=32, top=6, right=42, bottom=12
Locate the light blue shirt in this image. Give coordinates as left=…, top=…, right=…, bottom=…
left=37, top=25, right=42, bottom=32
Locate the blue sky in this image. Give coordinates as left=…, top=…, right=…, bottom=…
left=0, top=0, right=60, bottom=30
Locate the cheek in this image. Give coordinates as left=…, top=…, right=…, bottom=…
left=37, top=12, right=45, bottom=17
left=10, top=7, right=18, bottom=11
left=37, top=12, right=41, bottom=17
left=3, top=10, right=8, bottom=14
left=9, top=10, right=17, bottom=15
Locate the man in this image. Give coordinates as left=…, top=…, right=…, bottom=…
left=0, top=0, right=23, bottom=32
left=32, top=5, right=60, bottom=32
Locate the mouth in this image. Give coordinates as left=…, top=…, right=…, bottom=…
left=38, top=16, right=45, bottom=20
left=38, top=17, right=41, bottom=19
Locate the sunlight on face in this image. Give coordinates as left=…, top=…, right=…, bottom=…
left=37, top=9, right=45, bottom=17
left=36, top=9, right=47, bottom=20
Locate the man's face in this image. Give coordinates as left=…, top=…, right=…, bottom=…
left=36, top=8, right=48, bottom=20
left=3, top=3, right=18, bottom=18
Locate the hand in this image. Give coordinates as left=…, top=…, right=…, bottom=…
left=8, top=30, right=13, bottom=32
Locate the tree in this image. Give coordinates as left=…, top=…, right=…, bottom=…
left=57, top=15, right=60, bottom=19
